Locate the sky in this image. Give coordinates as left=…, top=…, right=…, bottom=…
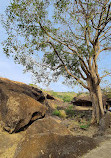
left=0, top=0, right=111, bottom=92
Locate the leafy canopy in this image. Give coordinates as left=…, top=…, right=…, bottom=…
left=2, top=0, right=111, bottom=87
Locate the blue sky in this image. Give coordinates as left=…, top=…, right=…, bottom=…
left=0, top=0, right=111, bottom=92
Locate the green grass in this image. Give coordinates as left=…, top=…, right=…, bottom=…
left=45, top=91, right=77, bottom=102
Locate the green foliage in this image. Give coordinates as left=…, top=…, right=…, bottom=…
left=52, top=109, right=60, bottom=116
left=76, top=92, right=83, bottom=97
left=47, top=91, right=76, bottom=102
left=52, top=109, right=66, bottom=118
left=79, top=124, right=90, bottom=130
left=68, top=105, right=73, bottom=109
left=65, top=105, right=75, bottom=116
left=62, top=95, right=73, bottom=102
left=79, top=120, right=90, bottom=130
left=2, top=0, right=111, bottom=88
left=107, top=93, right=111, bottom=99
left=102, top=87, right=111, bottom=99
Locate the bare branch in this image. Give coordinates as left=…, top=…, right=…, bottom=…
left=94, top=3, right=111, bottom=44
left=100, top=33, right=111, bottom=42
left=67, top=23, right=85, bottom=40
left=78, top=68, right=87, bottom=80
left=64, top=65, right=89, bottom=89
left=100, top=47, right=111, bottom=53
left=99, top=26, right=111, bottom=40
left=100, top=72, right=111, bottom=79
left=39, top=22, right=77, bottom=52
left=98, top=2, right=107, bottom=28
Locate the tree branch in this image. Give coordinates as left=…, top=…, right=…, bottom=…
left=100, top=47, right=111, bottom=53
left=78, top=68, right=87, bottom=80
left=99, top=26, right=111, bottom=40
left=100, top=72, right=111, bottom=79
left=48, top=41, right=89, bottom=90
left=94, top=3, right=111, bottom=45
left=39, top=22, right=91, bottom=76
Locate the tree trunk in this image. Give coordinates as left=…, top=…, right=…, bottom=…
left=87, top=78, right=104, bottom=124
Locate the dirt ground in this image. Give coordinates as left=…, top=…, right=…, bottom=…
left=54, top=111, right=111, bottom=158
left=83, top=139, right=111, bottom=158
left=53, top=104, right=97, bottom=138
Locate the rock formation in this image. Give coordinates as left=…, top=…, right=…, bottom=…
left=0, top=78, right=47, bottom=133
left=14, top=117, right=97, bottom=158
left=71, top=94, right=92, bottom=107
left=0, top=78, right=99, bottom=158
left=72, top=93, right=111, bottom=109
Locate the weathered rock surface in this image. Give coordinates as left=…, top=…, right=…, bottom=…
left=0, top=78, right=47, bottom=133
left=15, top=133, right=98, bottom=158
left=0, top=78, right=99, bottom=158
left=72, top=93, right=111, bottom=109
left=0, top=127, right=25, bottom=158
left=26, top=116, right=71, bottom=136
left=97, top=112, right=111, bottom=135
left=14, top=117, right=98, bottom=158
left=71, top=94, right=92, bottom=107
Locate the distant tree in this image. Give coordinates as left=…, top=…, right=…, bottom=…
left=2, top=0, right=111, bottom=123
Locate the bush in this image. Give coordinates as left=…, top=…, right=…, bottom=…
left=65, top=105, right=75, bottom=116
left=79, top=124, right=90, bottom=130
left=52, top=109, right=60, bottom=116
left=62, top=95, right=73, bottom=102
left=52, top=109, right=67, bottom=118
left=59, top=110, right=67, bottom=118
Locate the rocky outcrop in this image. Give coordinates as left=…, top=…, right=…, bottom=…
left=98, top=112, right=111, bottom=135
left=72, top=94, right=92, bottom=107
left=0, top=127, right=25, bottom=158
left=26, top=116, right=71, bottom=136
left=15, top=134, right=97, bottom=158
left=0, top=78, right=47, bottom=133
left=72, top=93, right=111, bottom=108
left=14, top=117, right=97, bottom=158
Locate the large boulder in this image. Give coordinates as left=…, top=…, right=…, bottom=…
left=71, top=94, right=92, bottom=107
left=72, top=93, right=111, bottom=110
left=14, top=117, right=98, bottom=158
left=0, top=78, right=47, bottom=133
left=15, top=134, right=98, bottom=158
left=0, top=127, right=25, bottom=158
left=26, top=116, right=71, bottom=136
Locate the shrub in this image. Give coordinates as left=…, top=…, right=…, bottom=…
left=68, top=105, right=73, bottom=109
left=52, top=109, right=67, bottom=118
left=65, top=105, right=75, bottom=116
left=79, top=120, right=90, bottom=130
left=52, top=109, right=60, bottom=116
left=62, top=95, right=72, bottom=102
left=59, top=110, right=67, bottom=118
left=79, top=124, right=90, bottom=130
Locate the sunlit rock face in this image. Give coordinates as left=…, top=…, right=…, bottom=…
left=0, top=77, right=47, bottom=133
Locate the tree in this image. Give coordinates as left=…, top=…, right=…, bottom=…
left=2, top=0, right=111, bottom=123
